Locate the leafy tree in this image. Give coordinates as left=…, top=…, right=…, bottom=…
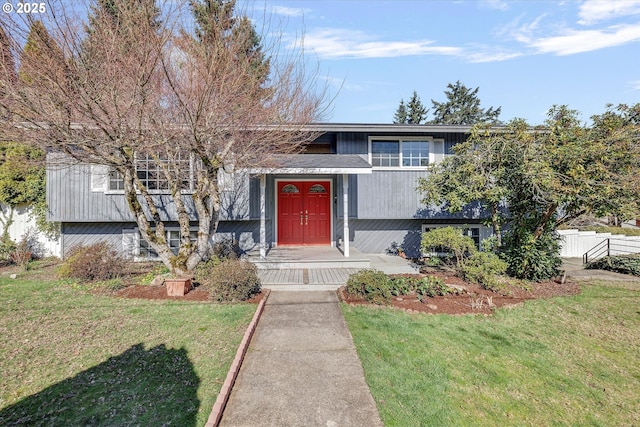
left=1, top=0, right=325, bottom=274
left=394, top=90, right=428, bottom=124
left=430, top=80, right=501, bottom=125
left=0, top=142, right=51, bottom=239
left=419, top=104, right=640, bottom=280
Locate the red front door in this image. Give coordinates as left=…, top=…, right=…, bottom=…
left=277, top=181, right=331, bottom=245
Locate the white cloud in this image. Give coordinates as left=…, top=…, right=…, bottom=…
left=466, top=50, right=523, bottom=63
left=578, top=0, right=640, bottom=25
left=301, top=28, right=462, bottom=59
left=528, top=23, right=640, bottom=55
left=271, top=5, right=310, bottom=18
left=631, top=80, right=640, bottom=90
left=480, top=0, right=510, bottom=11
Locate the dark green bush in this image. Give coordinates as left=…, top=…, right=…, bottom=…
left=586, top=255, right=640, bottom=276
left=415, top=276, right=449, bottom=301
left=58, top=242, right=126, bottom=282
left=346, top=269, right=392, bottom=304
left=460, top=251, right=508, bottom=291
left=201, top=258, right=261, bottom=302
left=500, top=230, right=562, bottom=281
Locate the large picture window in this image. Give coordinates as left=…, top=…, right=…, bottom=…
left=108, top=153, right=193, bottom=192
left=370, top=138, right=433, bottom=168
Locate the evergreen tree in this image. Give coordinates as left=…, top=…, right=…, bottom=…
left=83, top=0, right=161, bottom=57
left=190, top=0, right=269, bottom=86
left=0, top=24, right=16, bottom=85
left=430, top=80, right=501, bottom=125
left=393, top=99, right=407, bottom=124
left=406, top=90, right=428, bottom=124
left=393, top=90, right=428, bottom=124
left=18, top=20, right=65, bottom=85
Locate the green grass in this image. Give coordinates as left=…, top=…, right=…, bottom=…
left=0, top=262, right=255, bottom=426
left=343, top=280, right=640, bottom=426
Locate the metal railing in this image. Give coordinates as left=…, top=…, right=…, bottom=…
left=583, top=238, right=640, bottom=264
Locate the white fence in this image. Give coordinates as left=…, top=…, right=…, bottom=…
left=557, top=229, right=640, bottom=259
left=0, top=204, right=61, bottom=258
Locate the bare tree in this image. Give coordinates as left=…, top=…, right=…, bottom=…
left=1, top=0, right=326, bottom=273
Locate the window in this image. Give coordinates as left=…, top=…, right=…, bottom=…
left=138, top=229, right=198, bottom=259
left=308, top=184, right=327, bottom=193
left=108, top=152, right=193, bottom=192
left=371, top=140, right=400, bottom=167
left=402, top=141, right=429, bottom=166
left=109, top=170, right=124, bottom=190
left=370, top=138, right=435, bottom=168
left=281, top=184, right=300, bottom=193
left=421, top=224, right=482, bottom=250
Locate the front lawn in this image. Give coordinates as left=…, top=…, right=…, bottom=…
left=343, top=279, right=640, bottom=426
left=0, top=261, right=256, bottom=426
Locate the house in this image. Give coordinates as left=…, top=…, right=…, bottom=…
left=46, top=124, right=493, bottom=260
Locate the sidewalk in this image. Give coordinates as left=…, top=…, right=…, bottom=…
left=219, top=291, right=383, bottom=427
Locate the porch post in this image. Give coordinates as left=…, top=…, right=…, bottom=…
left=259, top=174, right=266, bottom=259
left=342, top=174, right=349, bottom=257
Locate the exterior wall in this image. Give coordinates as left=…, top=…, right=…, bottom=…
left=349, top=219, right=491, bottom=258
left=1, top=203, right=61, bottom=257
left=60, top=220, right=263, bottom=259
left=49, top=127, right=481, bottom=257
left=47, top=159, right=254, bottom=222
left=335, top=131, right=472, bottom=220
left=61, top=222, right=126, bottom=257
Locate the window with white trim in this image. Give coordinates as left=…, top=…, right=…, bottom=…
left=370, top=137, right=438, bottom=168
left=421, top=224, right=482, bottom=250
left=137, top=229, right=198, bottom=260
left=108, top=153, right=194, bottom=192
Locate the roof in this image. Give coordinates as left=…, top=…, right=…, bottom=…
left=247, top=154, right=373, bottom=175
left=299, top=123, right=474, bottom=133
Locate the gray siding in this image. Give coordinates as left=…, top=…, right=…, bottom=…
left=355, top=170, right=428, bottom=219
left=61, top=222, right=128, bottom=257
left=47, top=161, right=254, bottom=222
left=61, top=220, right=263, bottom=258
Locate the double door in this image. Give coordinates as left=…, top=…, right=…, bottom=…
left=277, top=181, right=331, bottom=245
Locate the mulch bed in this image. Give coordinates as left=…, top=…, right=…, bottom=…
left=337, top=271, right=581, bottom=315
left=114, top=282, right=266, bottom=304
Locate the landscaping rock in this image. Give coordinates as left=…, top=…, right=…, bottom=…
left=426, top=304, right=438, bottom=310
left=9, top=273, right=17, bottom=279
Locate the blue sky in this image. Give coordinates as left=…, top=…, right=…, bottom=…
left=248, top=0, right=640, bottom=125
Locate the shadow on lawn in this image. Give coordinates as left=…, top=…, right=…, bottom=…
left=0, top=343, right=200, bottom=426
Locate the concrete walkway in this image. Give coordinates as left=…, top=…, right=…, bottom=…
left=562, top=257, right=640, bottom=282
left=219, top=291, right=383, bottom=427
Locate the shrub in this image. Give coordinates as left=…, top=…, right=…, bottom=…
left=500, top=230, right=562, bottom=281
left=346, top=269, right=392, bottom=304
left=58, top=242, right=126, bottom=282
left=460, top=251, right=508, bottom=291
left=201, top=258, right=260, bottom=302
left=420, top=227, right=477, bottom=265
left=586, top=255, right=640, bottom=276
left=0, top=237, right=16, bottom=263
left=415, top=276, right=449, bottom=301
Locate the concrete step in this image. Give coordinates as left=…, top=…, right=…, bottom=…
left=252, top=258, right=370, bottom=270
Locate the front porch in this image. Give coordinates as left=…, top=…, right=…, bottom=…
left=247, top=246, right=418, bottom=289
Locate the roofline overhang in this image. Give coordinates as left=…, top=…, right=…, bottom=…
left=246, top=166, right=372, bottom=175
